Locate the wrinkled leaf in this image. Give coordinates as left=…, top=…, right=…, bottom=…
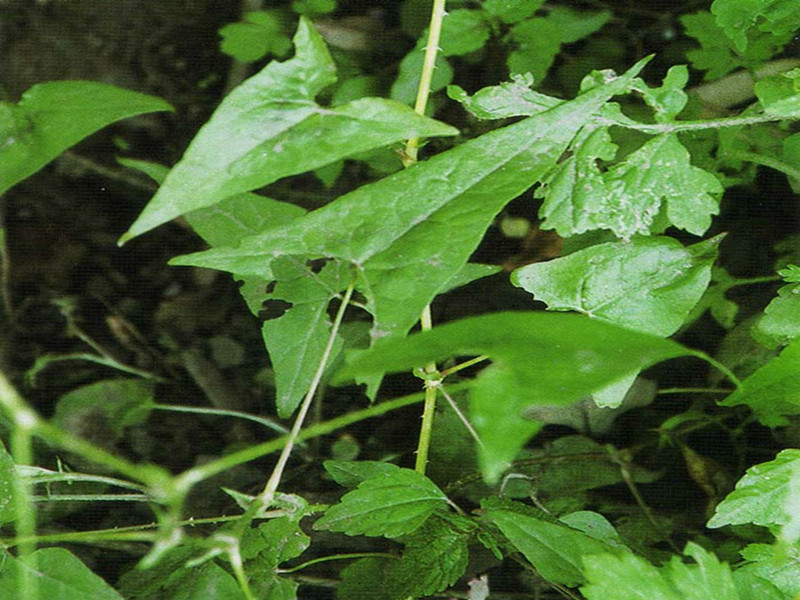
left=511, top=236, right=720, bottom=336
left=712, top=0, right=800, bottom=52
left=122, top=18, right=456, bottom=241
left=539, top=133, right=723, bottom=239
left=172, top=59, right=650, bottom=346
left=447, top=73, right=562, bottom=120
left=720, top=340, right=800, bottom=426
left=0, top=82, right=171, bottom=196
left=707, top=449, right=800, bottom=542
left=313, top=464, right=447, bottom=537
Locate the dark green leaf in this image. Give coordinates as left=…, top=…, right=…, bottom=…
left=0, top=82, right=171, bottom=196
left=172, top=59, right=650, bottom=345
left=313, top=465, right=448, bottom=537
left=337, top=557, right=393, bottom=600
left=0, top=548, right=125, bottom=600
left=511, top=236, right=720, bottom=336
left=439, top=9, right=490, bottom=57
left=507, top=18, right=562, bottom=82
left=122, top=18, right=456, bottom=241
left=720, top=341, right=800, bottom=426
left=707, top=449, right=800, bottom=542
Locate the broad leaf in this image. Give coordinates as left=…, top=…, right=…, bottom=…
left=511, top=236, right=720, bottom=336
left=707, top=449, right=800, bottom=542
left=755, top=68, right=800, bottom=118
left=484, top=499, right=625, bottom=587
left=482, top=0, right=544, bottom=24
left=313, top=464, right=447, bottom=537
left=736, top=542, right=800, bottom=599
left=172, top=59, right=651, bottom=345
left=539, top=132, right=723, bottom=239
left=335, top=311, right=689, bottom=481
left=720, top=340, right=800, bottom=426
left=0, top=82, right=171, bottom=196
left=0, top=548, right=125, bottom=600
left=323, top=459, right=400, bottom=488
left=242, top=517, right=310, bottom=600
left=121, top=18, right=457, bottom=241
left=753, top=281, right=800, bottom=348
left=447, top=73, right=562, bottom=120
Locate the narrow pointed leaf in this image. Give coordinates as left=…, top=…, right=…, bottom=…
left=0, top=82, right=172, bottom=196
left=172, top=58, right=651, bottom=342
left=313, top=464, right=447, bottom=538
left=511, top=236, right=720, bottom=336
left=121, top=18, right=456, bottom=241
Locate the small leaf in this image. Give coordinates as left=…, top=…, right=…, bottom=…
left=447, top=74, right=562, bottom=120
left=313, top=464, right=448, bottom=538
left=707, top=449, right=800, bottom=542
left=720, top=340, right=800, bottom=426
left=507, top=18, right=562, bottom=82
left=482, top=0, right=544, bottom=24
left=511, top=236, right=720, bottom=336
left=753, top=283, right=800, bottom=348
left=0, top=82, right=171, bottom=196
left=711, top=0, right=800, bottom=53
left=439, top=9, right=490, bottom=57
left=633, top=65, right=689, bottom=122
left=219, top=10, right=292, bottom=63
left=0, top=548, right=125, bottom=600
left=122, top=18, right=456, bottom=241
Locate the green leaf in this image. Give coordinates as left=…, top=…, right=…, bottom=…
left=511, top=236, right=720, bottom=336
left=755, top=68, right=800, bottom=118
left=122, top=18, right=457, bottom=242
left=335, top=311, right=689, bottom=481
left=482, top=0, right=544, bottom=24
left=736, top=542, right=800, bottom=598
left=172, top=59, right=651, bottom=345
left=485, top=500, right=625, bottom=586
left=546, top=6, right=611, bottom=44
left=633, top=65, right=689, bottom=122
left=708, top=449, right=800, bottom=542
left=219, top=10, right=292, bottom=63
left=0, top=82, right=171, bottom=196
left=337, top=557, right=393, bottom=600
left=390, top=43, right=454, bottom=106
left=292, top=0, right=337, bottom=16
left=242, top=517, right=310, bottom=599
left=447, top=73, right=562, bottom=120
left=323, top=459, right=400, bottom=488
left=711, top=0, right=800, bottom=53
left=720, top=340, right=800, bottom=426
left=581, top=542, right=744, bottom=600
left=439, top=9, right=490, bottom=57
left=539, top=133, right=723, bottom=239
left=0, top=548, right=125, bottom=600
left=52, top=379, right=154, bottom=440
left=507, top=17, right=562, bottom=82
left=753, top=282, right=800, bottom=348
left=0, top=440, right=16, bottom=524
left=313, top=464, right=448, bottom=538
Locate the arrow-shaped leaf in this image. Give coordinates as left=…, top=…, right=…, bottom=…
left=121, top=18, right=457, bottom=242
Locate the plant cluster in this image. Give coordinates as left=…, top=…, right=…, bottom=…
left=2, top=0, right=800, bottom=599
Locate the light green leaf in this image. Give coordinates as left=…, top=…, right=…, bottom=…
left=546, top=6, right=611, bottom=44
left=439, top=9, right=490, bottom=56
left=708, top=449, right=800, bottom=542
left=559, top=511, right=627, bottom=549
left=447, top=73, right=562, bottom=120
left=440, top=263, right=501, bottom=294
left=0, top=548, right=125, bottom=600
left=122, top=18, right=457, bottom=242
left=391, top=43, right=454, bottom=105
left=511, top=236, right=720, bottom=336
left=485, top=500, right=625, bottom=586
left=668, top=542, right=741, bottom=600
left=323, top=459, right=400, bottom=488
left=0, top=82, right=171, bottom=196
left=482, top=0, right=544, bottom=24
left=172, top=59, right=650, bottom=345
left=633, top=65, right=689, bottom=122
left=313, top=464, right=447, bottom=538
left=720, top=340, right=800, bottom=426
left=711, top=0, right=800, bottom=53
left=539, top=133, right=723, bottom=239
left=736, top=542, right=800, bottom=599
left=755, top=69, right=800, bottom=118
left=753, top=283, right=800, bottom=348
left=219, top=10, right=292, bottom=63
left=335, top=311, right=689, bottom=481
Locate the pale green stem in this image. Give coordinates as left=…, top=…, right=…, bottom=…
left=440, top=354, right=490, bottom=378
left=403, top=0, right=447, bottom=166
left=257, top=277, right=357, bottom=507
